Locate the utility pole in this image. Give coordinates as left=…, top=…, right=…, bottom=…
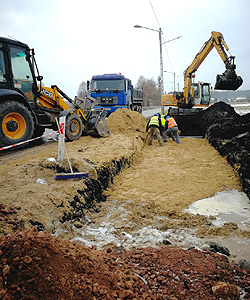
left=159, top=28, right=164, bottom=96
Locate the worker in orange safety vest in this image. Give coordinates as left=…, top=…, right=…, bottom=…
left=163, top=114, right=181, bottom=144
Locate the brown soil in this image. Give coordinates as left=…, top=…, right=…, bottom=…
left=0, top=108, right=249, bottom=299
left=0, top=226, right=249, bottom=300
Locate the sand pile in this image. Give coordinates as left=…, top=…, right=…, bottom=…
left=107, top=108, right=147, bottom=135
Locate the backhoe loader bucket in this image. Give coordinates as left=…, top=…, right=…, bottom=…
left=84, top=109, right=110, bottom=137
left=215, top=69, right=243, bottom=91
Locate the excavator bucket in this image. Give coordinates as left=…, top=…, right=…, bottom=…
left=84, top=109, right=110, bottom=137
left=215, top=69, right=243, bottom=91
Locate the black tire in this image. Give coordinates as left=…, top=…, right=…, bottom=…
left=0, top=100, right=34, bottom=146
left=65, top=114, right=83, bottom=141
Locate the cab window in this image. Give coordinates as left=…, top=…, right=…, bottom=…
left=201, top=85, right=210, bottom=105
left=10, top=45, right=34, bottom=101
left=0, top=43, right=6, bottom=83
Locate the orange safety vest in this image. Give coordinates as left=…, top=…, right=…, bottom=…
left=167, top=117, right=177, bottom=128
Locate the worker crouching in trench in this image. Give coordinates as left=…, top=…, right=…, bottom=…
left=146, top=113, right=164, bottom=147
left=163, top=114, right=181, bottom=144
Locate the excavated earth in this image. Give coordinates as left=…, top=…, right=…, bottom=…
left=0, top=104, right=250, bottom=299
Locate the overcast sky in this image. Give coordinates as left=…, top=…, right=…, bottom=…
left=1, top=0, right=249, bottom=98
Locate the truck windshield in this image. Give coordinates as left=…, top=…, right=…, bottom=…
left=91, top=79, right=125, bottom=92
left=10, top=45, right=35, bottom=101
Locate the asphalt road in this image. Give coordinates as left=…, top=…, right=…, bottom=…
left=142, top=106, right=162, bottom=119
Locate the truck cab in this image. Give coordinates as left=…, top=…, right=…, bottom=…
left=88, top=73, right=136, bottom=116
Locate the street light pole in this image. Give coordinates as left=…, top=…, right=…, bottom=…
left=134, top=25, right=182, bottom=97
left=164, top=71, right=176, bottom=91
left=134, top=25, right=164, bottom=97
left=159, top=28, right=164, bottom=96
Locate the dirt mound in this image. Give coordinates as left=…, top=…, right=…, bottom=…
left=107, top=108, right=147, bottom=135
left=175, top=101, right=238, bottom=136
left=207, top=112, right=250, bottom=198
left=1, top=227, right=249, bottom=300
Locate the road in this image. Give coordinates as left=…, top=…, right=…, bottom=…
left=142, top=106, right=162, bottom=118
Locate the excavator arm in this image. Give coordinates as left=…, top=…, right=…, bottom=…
left=182, top=31, right=243, bottom=107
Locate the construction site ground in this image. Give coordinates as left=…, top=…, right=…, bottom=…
left=0, top=108, right=249, bottom=299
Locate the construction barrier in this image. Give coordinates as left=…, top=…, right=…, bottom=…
left=0, top=132, right=59, bottom=151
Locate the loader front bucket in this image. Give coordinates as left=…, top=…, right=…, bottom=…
left=215, top=69, right=243, bottom=91
left=84, top=109, right=110, bottom=137
left=95, top=118, right=110, bottom=137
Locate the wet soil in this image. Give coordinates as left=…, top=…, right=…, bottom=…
left=0, top=105, right=249, bottom=299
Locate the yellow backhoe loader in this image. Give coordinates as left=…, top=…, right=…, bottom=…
left=0, top=37, right=109, bottom=147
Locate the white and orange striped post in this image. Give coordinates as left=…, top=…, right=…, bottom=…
left=57, top=116, right=66, bottom=163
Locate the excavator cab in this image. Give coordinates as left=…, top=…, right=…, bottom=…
left=214, top=56, right=243, bottom=90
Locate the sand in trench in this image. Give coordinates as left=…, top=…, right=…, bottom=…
left=0, top=108, right=247, bottom=241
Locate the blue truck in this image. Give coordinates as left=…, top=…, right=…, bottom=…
left=87, top=73, right=143, bottom=116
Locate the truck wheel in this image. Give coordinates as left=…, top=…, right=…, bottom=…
left=65, top=114, right=83, bottom=141
left=0, top=100, right=34, bottom=146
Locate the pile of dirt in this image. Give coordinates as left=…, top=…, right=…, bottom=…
left=174, top=101, right=239, bottom=136
left=107, top=108, right=147, bottom=135
left=206, top=113, right=250, bottom=198
left=0, top=227, right=249, bottom=300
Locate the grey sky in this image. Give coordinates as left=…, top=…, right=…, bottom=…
left=1, top=0, right=249, bottom=98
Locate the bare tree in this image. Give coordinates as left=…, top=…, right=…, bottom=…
left=136, top=76, right=161, bottom=106
left=77, top=81, right=88, bottom=99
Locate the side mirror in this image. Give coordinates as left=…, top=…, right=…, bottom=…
left=128, top=80, right=131, bottom=89
left=37, top=75, right=43, bottom=81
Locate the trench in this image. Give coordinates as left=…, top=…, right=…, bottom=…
left=60, top=153, right=138, bottom=224
left=50, top=102, right=250, bottom=265
left=53, top=140, right=250, bottom=265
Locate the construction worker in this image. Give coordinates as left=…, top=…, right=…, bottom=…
left=163, top=114, right=181, bottom=144
left=146, top=113, right=164, bottom=147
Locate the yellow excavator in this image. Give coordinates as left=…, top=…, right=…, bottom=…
left=161, top=31, right=243, bottom=112
left=0, top=37, right=109, bottom=147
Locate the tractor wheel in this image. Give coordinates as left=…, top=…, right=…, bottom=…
left=65, top=114, right=83, bottom=141
left=0, top=100, right=34, bottom=146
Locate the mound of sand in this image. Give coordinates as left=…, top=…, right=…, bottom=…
left=107, top=108, right=147, bottom=135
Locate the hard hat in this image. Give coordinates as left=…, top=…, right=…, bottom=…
left=154, top=113, right=160, bottom=117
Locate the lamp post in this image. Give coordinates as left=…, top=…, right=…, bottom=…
left=164, top=71, right=176, bottom=91
left=134, top=25, right=164, bottom=97
left=134, top=25, right=182, bottom=96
